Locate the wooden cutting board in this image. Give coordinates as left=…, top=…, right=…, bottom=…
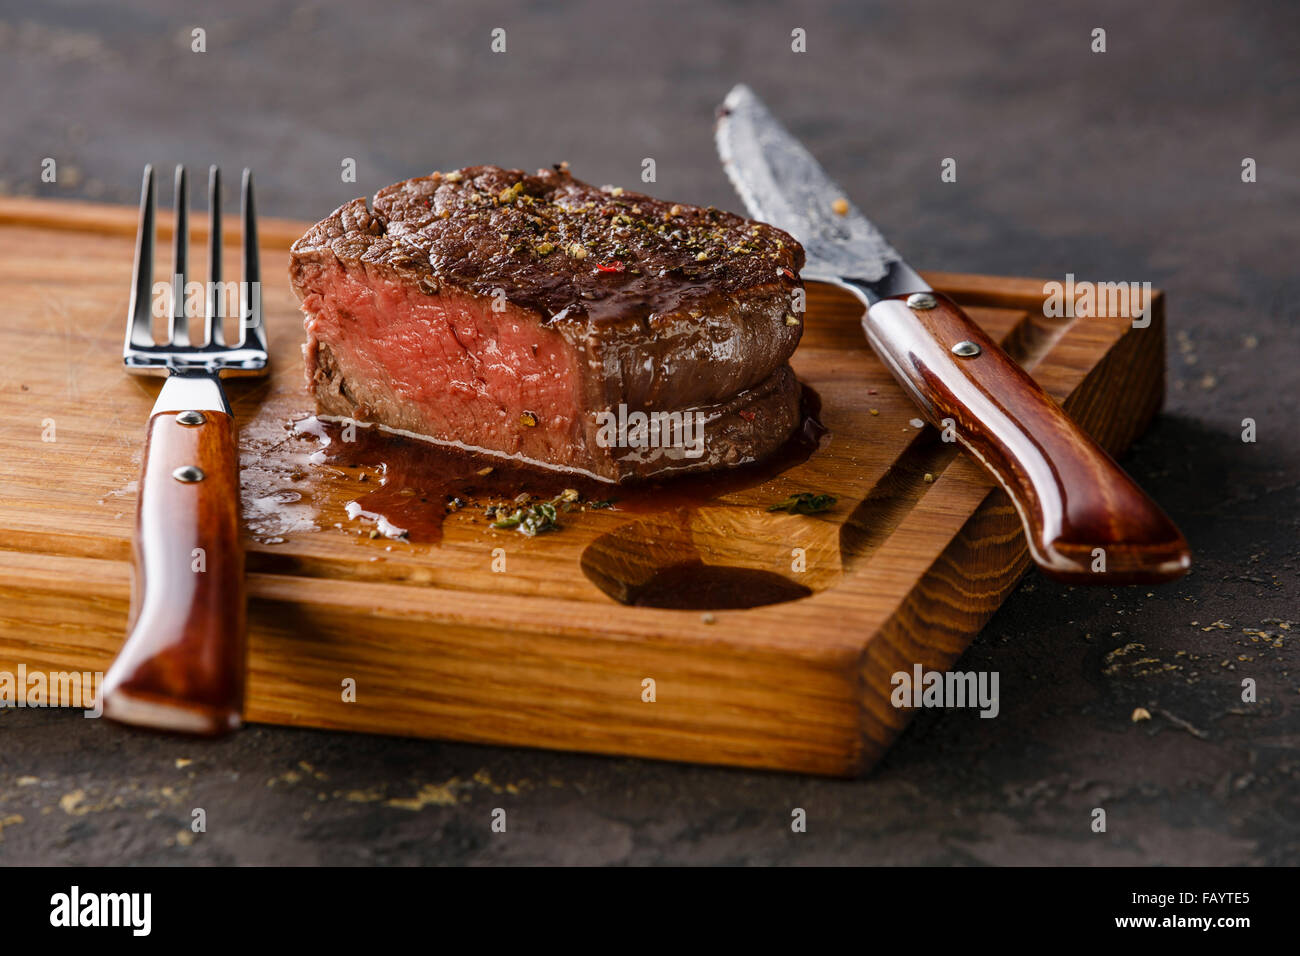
left=0, top=197, right=1165, bottom=776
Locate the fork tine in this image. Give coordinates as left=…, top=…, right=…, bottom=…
left=123, top=164, right=266, bottom=376
left=125, top=165, right=155, bottom=350
left=205, top=165, right=222, bottom=347
left=240, top=168, right=265, bottom=353
left=169, top=165, right=190, bottom=346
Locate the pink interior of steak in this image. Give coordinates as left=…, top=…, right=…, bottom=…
left=301, top=263, right=589, bottom=469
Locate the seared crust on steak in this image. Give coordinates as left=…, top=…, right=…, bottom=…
left=372, top=165, right=801, bottom=321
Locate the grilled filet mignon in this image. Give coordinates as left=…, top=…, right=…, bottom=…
left=290, top=165, right=806, bottom=481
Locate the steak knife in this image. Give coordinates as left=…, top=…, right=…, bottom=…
left=716, top=84, right=1190, bottom=584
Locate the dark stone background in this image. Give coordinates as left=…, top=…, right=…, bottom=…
left=0, top=0, right=1296, bottom=865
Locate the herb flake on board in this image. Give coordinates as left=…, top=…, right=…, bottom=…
left=490, top=488, right=598, bottom=536
left=491, top=500, right=561, bottom=536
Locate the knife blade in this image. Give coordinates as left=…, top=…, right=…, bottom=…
left=715, top=84, right=1190, bottom=584
left=716, top=83, right=924, bottom=299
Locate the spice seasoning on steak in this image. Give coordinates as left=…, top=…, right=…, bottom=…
left=289, top=165, right=806, bottom=482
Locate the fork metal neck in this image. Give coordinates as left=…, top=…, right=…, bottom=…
left=151, top=369, right=232, bottom=416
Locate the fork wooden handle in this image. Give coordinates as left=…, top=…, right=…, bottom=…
left=101, top=404, right=246, bottom=734
left=863, top=291, right=1191, bottom=584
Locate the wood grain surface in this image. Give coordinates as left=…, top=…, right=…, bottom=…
left=0, top=198, right=1167, bottom=775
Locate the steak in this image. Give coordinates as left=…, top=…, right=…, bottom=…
left=289, top=164, right=806, bottom=482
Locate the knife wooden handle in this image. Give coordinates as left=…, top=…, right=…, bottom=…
left=863, top=292, right=1190, bottom=584
left=101, top=406, right=245, bottom=734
